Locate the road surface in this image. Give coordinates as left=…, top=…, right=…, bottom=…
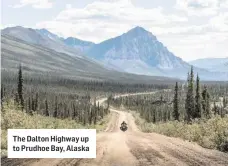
left=2, top=92, right=228, bottom=166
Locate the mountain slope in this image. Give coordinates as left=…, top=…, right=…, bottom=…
left=87, top=27, right=188, bottom=73
left=189, top=58, right=228, bottom=72
left=2, top=26, right=227, bottom=81
left=1, top=26, right=94, bottom=57
left=1, top=34, right=177, bottom=84
left=63, top=37, right=95, bottom=52
left=86, top=26, right=227, bottom=81
left=36, top=28, right=95, bottom=52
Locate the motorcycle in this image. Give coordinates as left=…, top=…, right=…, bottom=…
left=120, top=123, right=128, bottom=132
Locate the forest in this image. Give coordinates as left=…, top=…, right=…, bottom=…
left=109, top=66, right=228, bottom=152
left=1, top=64, right=228, bottom=153
left=109, top=66, right=228, bottom=123
left=1, top=64, right=169, bottom=126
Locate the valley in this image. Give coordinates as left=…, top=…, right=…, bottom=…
left=1, top=24, right=228, bottom=166
left=2, top=92, right=228, bottom=166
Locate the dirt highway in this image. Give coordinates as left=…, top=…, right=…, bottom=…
left=2, top=92, right=228, bottom=166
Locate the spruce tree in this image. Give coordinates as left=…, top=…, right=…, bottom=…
left=195, top=74, right=202, bottom=118
left=1, top=84, right=4, bottom=110
left=45, top=99, right=49, bottom=116
left=152, top=107, right=156, bottom=123
left=202, top=86, right=211, bottom=118
left=28, top=97, right=31, bottom=111
left=53, top=96, right=58, bottom=118
left=223, top=97, right=227, bottom=108
left=89, top=107, right=92, bottom=125
left=160, top=95, right=163, bottom=102
left=185, top=72, right=190, bottom=121
left=35, top=93, right=38, bottom=111
left=189, top=66, right=195, bottom=118
left=173, top=82, right=180, bottom=121
left=185, top=66, right=195, bottom=122
left=17, top=64, right=24, bottom=110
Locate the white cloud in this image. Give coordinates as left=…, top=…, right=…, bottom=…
left=36, top=0, right=187, bottom=42
left=11, top=0, right=52, bottom=9
left=65, top=4, right=72, bottom=9
left=209, top=12, right=228, bottom=31
left=159, top=32, right=228, bottom=61
left=55, top=0, right=187, bottom=24
left=175, top=0, right=228, bottom=16
left=34, top=0, right=227, bottom=61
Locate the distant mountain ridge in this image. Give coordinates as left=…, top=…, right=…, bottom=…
left=36, top=28, right=95, bottom=52
left=1, top=34, right=177, bottom=84
left=85, top=26, right=227, bottom=80
left=63, top=37, right=94, bottom=52
left=2, top=26, right=228, bottom=81
left=189, top=58, right=228, bottom=73
left=1, top=26, right=95, bottom=56
left=90, top=27, right=188, bottom=68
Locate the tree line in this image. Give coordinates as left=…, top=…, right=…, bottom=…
left=1, top=64, right=172, bottom=126
left=109, top=66, right=228, bottom=123
left=1, top=64, right=111, bottom=126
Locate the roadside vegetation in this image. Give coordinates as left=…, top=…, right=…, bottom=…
left=133, top=112, right=228, bottom=152
left=109, top=66, right=228, bottom=152
left=1, top=101, right=111, bottom=156
left=1, top=64, right=168, bottom=126
left=1, top=64, right=170, bottom=156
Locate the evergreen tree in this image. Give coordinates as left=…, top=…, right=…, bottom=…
left=17, top=64, right=24, bottom=110
left=35, top=93, right=38, bottom=111
left=45, top=99, right=49, bottom=116
left=28, top=97, right=33, bottom=115
left=53, top=96, right=58, bottom=117
left=202, top=86, right=211, bottom=118
left=160, top=95, right=163, bottom=101
left=185, top=72, right=190, bottom=121
left=72, top=103, right=76, bottom=119
left=173, top=82, right=180, bottom=121
left=185, top=66, right=195, bottom=122
left=89, top=107, right=92, bottom=125
left=1, top=84, right=4, bottom=110
left=195, top=74, right=202, bottom=118
left=94, top=106, right=97, bottom=125
left=152, top=107, right=156, bottom=123
left=223, top=97, right=227, bottom=108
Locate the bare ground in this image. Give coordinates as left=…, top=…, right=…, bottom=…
left=2, top=92, right=228, bottom=166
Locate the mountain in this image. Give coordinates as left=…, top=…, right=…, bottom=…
left=37, top=28, right=95, bottom=52
left=189, top=58, right=228, bottom=72
left=2, top=26, right=227, bottom=81
left=1, top=26, right=94, bottom=57
left=86, top=26, right=228, bottom=81
left=63, top=37, right=95, bottom=52
left=1, top=34, right=177, bottom=84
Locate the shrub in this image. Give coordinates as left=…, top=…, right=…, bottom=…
left=133, top=112, right=228, bottom=152
left=1, top=101, right=110, bottom=156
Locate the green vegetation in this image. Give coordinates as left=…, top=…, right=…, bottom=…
left=1, top=64, right=168, bottom=126
left=109, top=66, right=228, bottom=152
left=1, top=63, right=170, bottom=156
left=133, top=112, right=228, bottom=152
left=1, top=101, right=111, bottom=156
left=173, top=82, right=180, bottom=121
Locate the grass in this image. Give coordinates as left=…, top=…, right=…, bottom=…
left=1, top=101, right=110, bottom=156
left=132, top=112, right=228, bottom=152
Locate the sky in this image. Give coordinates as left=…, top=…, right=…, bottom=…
left=1, top=0, right=228, bottom=61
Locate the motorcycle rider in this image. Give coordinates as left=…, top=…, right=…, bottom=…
left=120, top=121, right=128, bottom=131
left=121, top=121, right=127, bottom=126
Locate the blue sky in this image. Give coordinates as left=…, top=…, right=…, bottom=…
left=1, top=0, right=228, bottom=61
